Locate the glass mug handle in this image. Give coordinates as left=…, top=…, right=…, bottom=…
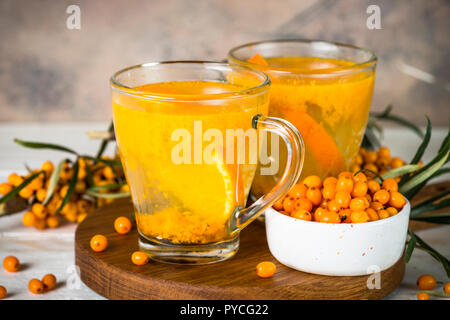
left=228, top=114, right=305, bottom=235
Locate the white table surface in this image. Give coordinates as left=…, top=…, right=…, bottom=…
left=0, top=123, right=448, bottom=300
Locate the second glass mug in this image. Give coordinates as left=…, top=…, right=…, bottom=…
left=110, top=62, right=305, bottom=264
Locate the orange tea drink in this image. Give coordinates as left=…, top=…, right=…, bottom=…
left=229, top=40, right=376, bottom=196
left=111, top=62, right=304, bottom=264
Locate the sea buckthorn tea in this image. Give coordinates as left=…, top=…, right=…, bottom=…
left=229, top=40, right=377, bottom=197
left=110, top=62, right=304, bottom=264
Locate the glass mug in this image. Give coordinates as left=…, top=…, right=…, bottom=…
left=229, top=40, right=376, bottom=198
left=110, top=62, right=305, bottom=264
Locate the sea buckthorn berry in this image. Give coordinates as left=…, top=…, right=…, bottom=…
left=256, top=261, right=276, bottom=278
left=382, top=178, right=398, bottom=193
left=273, top=197, right=284, bottom=210
left=59, top=185, right=69, bottom=198
left=19, top=186, right=33, bottom=199
left=294, top=198, right=313, bottom=212
left=386, top=207, right=398, bottom=216
left=22, top=211, right=36, bottom=227
left=35, top=188, right=47, bottom=202
left=291, top=209, right=312, bottom=221
left=390, top=157, right=404, bottom=169
left=367, top=180, right=381, bottom=194
left=121, top=184, right=130, bottom=193
left=339, top=209, right=352, bottom=223
left=370, top=201, right=384, bottom=211
left=355, top=154, right=363, bottom=165
left=351, top=164, right=361, bottom=174
left=131, top=251, right=149, bottom=266
left=283, top=196, right=296, bottom=213
left=323, top=177, right=338, bottom=187
left=303, top=175, right=322, bottom=189
left=335, top=191, right=351, bottom=208
left=364, top=151, right=378, bottom=163
left=42, top=274, right=57, bottom=291
left=29, top=177, right=43, bottom=190
left=103, top=166, right=115, bottom=180
left=377, top=146, right=391, bottom=159
left=306, top=187, right=322, bottom=206
left=365, top=193, right=372, bottom=203
left=0, top=183, right=13, bottom=195
left=322, top=185, right=336, bottom=200
left=417, top=292, right=430, bottom=300
left=373, top=190, right=390, bottom=205
left=0, top=285, right=6, bottom=299
left=3, top=256, right=20, bottom=272
left=75, top=181, right=87, bottom=193
left=114, top=216, right=132, bottom=235
left=8, top=173, right=24, bottom=187
left=352, top=181, right=368, bottom=197
left=353, top=172, right=367, bottom=184
left=319, top=198, right=329, bottom=209
left=28, top=279, right=44, bottom=294
left=351, top=211, right=369, bottom=223
left=417, top=274, right=436, bottom=290
left=389, top=191, right=406, bottom=209
left=350, top=198, right=367, bottom=211
left=327, top=200, right=340, bottom=213
left=90, top=235, right=108, bottom=252
left=34, top=218, right=47, bottom=230
left=378, top=210, right=390, bottom=219
left=314, top=207, right=328, bottom=222
left=32, top=203, right=47, bottom=219
left=77, top=213, right=88, bottom=223
left=366, top=208, right=379, bottom=221
left=444, top=282, right=450, bottom=294
left=319, top=211, right=341, bottom=224
left=338, top=172, right=353, bottom=180
left=41, top=161, right=54, bottom=174
left=363, top=163, right=378, bottom=175
left=46, top=216, right=60, bottom=228
left=336, top=177, right=354, bottom=193
left=359, top=147, right=367, bottom=156
left=288, top=184, right=307, bottom=198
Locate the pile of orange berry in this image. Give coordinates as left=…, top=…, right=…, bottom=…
left=351, top=146, right=409, bottom=179
left=0, top=255, right=57, bottom=298
left=416, top=274, right=450, bottom=300
left=0, top=155, right=128, bottom=230
left=274, top=170, right=407, bottom=223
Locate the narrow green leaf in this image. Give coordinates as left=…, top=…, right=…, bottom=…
left=399, top=150, right=449, bottom=195
left=410, top=117, right=431, bottom=165
left=377, top=164, right=421, bottom=182
left=370, top=109, right=424, bottom=138
left=95, top=122, right=114, bottom=160
left=0, top=171, right=44, bottom=204
left=412, top=189, right=450, bottom=213
left=42, top=159, right=65, bottom=205
left=410, top=212, right=450, bottom=224
left=81, top=155, right=122, bottom=167
left=405, top=230, right=416, bottom=263
left=411, top=231, right=450, bottom=277
left=411, top=198, right=450, bottom=216
left=419, top=290, right=450, bottom=298
left=438, top=122, right=450, bottom=153
left=88, top=183, right=124, bottom=192
left=56, top=159, right=79, bottom=214
left=14, top=139, right=78, bottom=155
left=86, top=190, right=130, bottom=199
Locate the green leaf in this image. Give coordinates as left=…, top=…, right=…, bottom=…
left=410, top=212, right=450, bottom=224
left=411, top=231, right=450, bottom=277
left=370, top=105, right=424, bottom=138
left=42, top=159, right=65, bottom=205
left=95, top=122, right=114, bottom=160
left=400, top=150, right=449, bottom=196
left=411, top=188, right=450, bottom=214
left=411, top=198, right=450, bottom=216
left=56, top=159, right=79, bottom=214
left=86, top=190, right=130, bottom=199
left=81, top=155, right=122, bottom=167
left=0, top=171, right=44, bottom=204
left=88, top=183, right=124, bottom=192
left=377, top=164, right=421, bottom=182
left=438, top=121, right=450, bottom=153
left=419, top=290, right=450, bottom=298
left=14, top=139, right=78, bottom=155
left=405, top=230, right=417, bottom=263
left=409, top=117, right=431, bottom=165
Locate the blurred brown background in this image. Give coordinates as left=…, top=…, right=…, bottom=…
left=0, top=0, right=448, bottom=124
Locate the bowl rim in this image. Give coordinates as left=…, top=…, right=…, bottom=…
left=266, top=199, right=410, bottom=229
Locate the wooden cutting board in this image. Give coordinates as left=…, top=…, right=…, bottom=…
left=75, top=198, right=407, bottom=300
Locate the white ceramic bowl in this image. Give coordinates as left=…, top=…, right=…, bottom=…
left=265, top=200, right=410, bottom=276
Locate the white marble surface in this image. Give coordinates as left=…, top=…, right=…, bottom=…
left=0, top=123, right=448, bottom=300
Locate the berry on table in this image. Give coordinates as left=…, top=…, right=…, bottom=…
left=256, top=261, right=276, bottom=278
left=131, top=251, right=150, bottom=266
left=90, top=235, right=108, bottom=252
left=42, top=274, right=57, bottom=291
left=28, top=279, right=44, bottom=294
left=114, top=216, right=132, bottom=235
left=3, top=256, right=20, bottom=272
left=417, top=274, right=436, bottom=290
